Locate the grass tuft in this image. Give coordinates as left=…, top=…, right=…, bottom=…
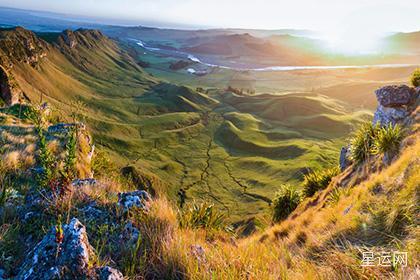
left=371, top=123, right=404, bottom=163
left=349, top=121, right=378, bottom=164
left=302, top=167, right=339, bottom=197
left=178, top=201, right=226, bottom=230
left=272, top=185, right=301, bottom=222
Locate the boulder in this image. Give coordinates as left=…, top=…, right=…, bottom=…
left=17, top=218, right=123, bottom=279
left=375, top=85, right=416, bottom=107
left=118, top=190, right=151, bottom=211
left=339, top=146, right=352, bottom=171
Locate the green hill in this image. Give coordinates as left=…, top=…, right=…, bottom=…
left=0, top=27, right=368, bottom=220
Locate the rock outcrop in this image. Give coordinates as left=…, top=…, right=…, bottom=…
left=0, top=65, right=22, bottom=105
left=57, top=29, right=109, bottom=51
left=373, top=85, right=418, bottom=127
left=339, top=145, right=352, bottom=171
left=118, top=190, right=151, bottom=211
left=17, top=218, right=123, bottom=280
left=339, top=84, right=419, bottom=169
left=0, top=26, right=48, bottom=67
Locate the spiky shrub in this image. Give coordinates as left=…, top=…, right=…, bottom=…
left=272, top=185, right=301, bottom=222
left=302, top=167, right=339, bottom=197
left=371, top=123, right=404, bottom=162
left=410, top=68, right=420, bottom=87
left=349, top=122, right=378, bottom=164
left=179, top=201, right=225, bottom=230
left=25, top=105, right=55, bottom=188
left=61, top=128, right=77, bottom=182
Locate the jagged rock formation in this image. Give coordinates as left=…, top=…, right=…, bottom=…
left=57, top=29, right=108, bottom=50
left=0, top=65, right=21, bottom=105
left=0, top=26, right=48, bottom=67
left=17, top=218, right=122, bottom=279
left=373, top=85, right=419, bottom=126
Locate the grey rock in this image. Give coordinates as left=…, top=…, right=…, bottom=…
left=80, top=202, right=104, bottom=221
left=373, top=105, right=410, bottom=126
left=120, top=222, right=140, bottom=246
left=72, top=178, right=97, bottom=188
left=339, top=145, right=352, bottom=171
left=375, top=85, right=416, bottom=107
left=97, top=266, right=124, bottom=280
left=118, top=190, right=151, bottom=211
left=17, top=218, right=94, bottom=280
left=47, top=122, right=85, bottom=134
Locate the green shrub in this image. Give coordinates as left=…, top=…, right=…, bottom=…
left=302, top=167, right=339, bottom=197
left=272, top=185, right=301, bottom=222
left=349, top=122, right=378, bottom=164
left=36, top=127, right=55, bottom=188
left=410, top=68, right=420, bottom=87
left=61, top=128, right=77, bottom=182
left=25, top=105, right=55, bottom=188
left=179, top=201, right=225, bottom=230
left=371, top=123, right=404, bottom=160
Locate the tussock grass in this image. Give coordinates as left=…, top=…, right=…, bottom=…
left=349, top=121, right=378, bottom=164
left=371, top=123, right=405, bottom=162
left=302, top=167, right=339, bottom=197
left=272, top=184, right=301, bottom=222
left=178, top=201, right=226, bottom=230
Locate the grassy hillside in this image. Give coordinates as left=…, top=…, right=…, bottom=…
left=0, top=27, right=371, bottom=221
left=0, top=26, right=418, bottom=279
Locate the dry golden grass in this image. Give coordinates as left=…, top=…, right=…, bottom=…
left=133, top=130, right=419, bottom=280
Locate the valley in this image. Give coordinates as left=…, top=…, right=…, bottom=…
left=1, top=25, right=417, bottom=221
left=0, top=5, right=419, bottom=279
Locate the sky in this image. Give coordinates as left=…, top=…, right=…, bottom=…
left=1, top=0, right=419, bottom=31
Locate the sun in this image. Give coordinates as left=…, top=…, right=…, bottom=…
left=321, top=28, right=383, bottom=55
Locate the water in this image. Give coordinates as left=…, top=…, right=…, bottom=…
left=130, top=38, right=416, bottom=72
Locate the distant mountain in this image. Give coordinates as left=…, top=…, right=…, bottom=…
left=383, top=31, right=420, bottom=55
